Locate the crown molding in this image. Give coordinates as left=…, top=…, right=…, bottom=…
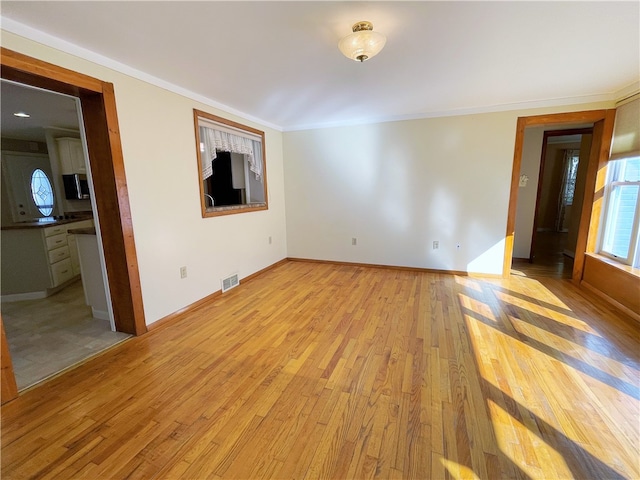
left=2, top=16, right=629, bottom=134
left=283, top=93, right=616, bottom=132
left=1, top=17, right=283, bottom=132
left=614, top=81, right=640, bottom=104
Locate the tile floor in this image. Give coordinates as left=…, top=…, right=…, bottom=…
left=2, top=280, right=131, bottom=391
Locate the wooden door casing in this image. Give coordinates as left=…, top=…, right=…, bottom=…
left=1, top=47, right=147, bottom=401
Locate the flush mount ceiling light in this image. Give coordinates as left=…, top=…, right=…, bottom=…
left=338, top=21, right=386, bottom=62
left=13, top=112, right=30, bottom=118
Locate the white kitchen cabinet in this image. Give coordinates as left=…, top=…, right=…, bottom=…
left=45, top=232, right=68, bottom=251
left=75, top=232, right=109, bottom=320
left=51, top=257, right=74, bottom=286
left=56, top=137, right=86, bottom=174
left=66, top=219, right=93, bottom=276
left=48, top=245, right=70, bottom=264
left=0, top=219, right=94, bottom=298
left=43, top=225, right=67, bottom=237
left=42, top=225, right=74, bottom=288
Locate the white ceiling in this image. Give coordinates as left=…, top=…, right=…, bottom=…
left=1, top=81, right=80, bottom=142
left=1, top=1, right=639, bottom=131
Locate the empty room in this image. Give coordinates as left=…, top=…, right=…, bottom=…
left=1, top=2, right=639, bottom=479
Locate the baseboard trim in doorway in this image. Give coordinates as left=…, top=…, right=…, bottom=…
left=1, top=291, right=47, bottom=302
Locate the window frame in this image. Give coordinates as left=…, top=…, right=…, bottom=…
left=597, top=157, right=640, bottom=267
left=193, top=109, right=268, bottom=218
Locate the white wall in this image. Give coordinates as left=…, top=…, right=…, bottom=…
left=2, top=31, right=288, bottom=325
left=284, top=105, right=612, bottom=275
left=284, top=114, right=518, bottom=275
left=513, top=127, right=544, bottom=258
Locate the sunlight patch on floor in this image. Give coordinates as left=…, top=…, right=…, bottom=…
left=487, top=399, right=572, bottom=480
left=494, top=289, right=597, bottom=335
left=439, top=457, right=481, bottom=480
left=453, top=275, right=483, bottom=292
left=484, top=275, right=572, bottom=312
left=507, top=315, right=635, bottom=383
left=460, top=274, right=637, bottom=480
left=458, top=293, right=499, bottom=323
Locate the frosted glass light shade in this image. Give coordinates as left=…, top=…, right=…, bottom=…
left=338, top=22, right=386, bottom=62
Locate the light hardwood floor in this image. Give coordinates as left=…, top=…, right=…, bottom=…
left=1, top=261, right=638, bottom=479
left=512, top=231, right=574, bottom=279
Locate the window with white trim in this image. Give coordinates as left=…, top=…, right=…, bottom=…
left=599, top=157, right=640, bottom=267
left=598, top=96, right=640, bottom=268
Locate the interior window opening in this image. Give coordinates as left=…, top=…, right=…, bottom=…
left=194, top=109, right=268, bottom=217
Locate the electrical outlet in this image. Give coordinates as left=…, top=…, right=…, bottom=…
left=352, top=237, right=357, bottom=246
left=433, top=241, right=439, bottom=250
left=180, top=266, right=187, bottom=278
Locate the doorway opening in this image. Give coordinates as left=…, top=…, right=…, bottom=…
left=503, top=109, right=616, bottom=281
left=1, top=47, right=147, bottom=404
left=0, top=80, right=131, bottom=391
left=520, top=128, right=594, bottom=278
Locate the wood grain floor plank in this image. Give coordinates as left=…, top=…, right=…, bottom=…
left=2, top=261, right=638, bottom=479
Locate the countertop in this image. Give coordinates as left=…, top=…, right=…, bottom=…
left=1, top=215, right=93, bottom=231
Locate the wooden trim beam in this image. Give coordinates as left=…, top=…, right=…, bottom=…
left=572, top=111, right=616, bottom=283
left=79, top=88, right=146, bottom=335
left=1, top=316, right=18, bottom=405
left=1, top=47, right=103, bottom=94
left=504, top=117, right=527, bottom=277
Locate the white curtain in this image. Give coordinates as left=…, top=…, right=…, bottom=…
left=200, top=126, right=263, bottom=180
left=556, top=149, right=579, bottom=231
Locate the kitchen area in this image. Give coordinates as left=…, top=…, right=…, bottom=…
left=1, top=80, right=130, bottom=391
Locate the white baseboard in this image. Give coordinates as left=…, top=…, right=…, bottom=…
left=1, top=291, right=47, bottom=302
left=1, top=277, right=80, bottom=303
left=91, top=308, right=109, bottom=321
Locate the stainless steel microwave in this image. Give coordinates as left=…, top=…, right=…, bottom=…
left=62, top=173, right=90, bottom=200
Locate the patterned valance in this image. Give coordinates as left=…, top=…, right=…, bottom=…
left=200, top=126, right=263, bottom=181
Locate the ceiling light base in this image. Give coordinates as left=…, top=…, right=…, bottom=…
left=352, top=21, right=373, bottom=33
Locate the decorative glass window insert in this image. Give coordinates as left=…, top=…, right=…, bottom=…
left=30, top=168, right=54, bottom=216
left=193, top=109, right=268, bottom=217
left=599, top=156, right=640, bottom=266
